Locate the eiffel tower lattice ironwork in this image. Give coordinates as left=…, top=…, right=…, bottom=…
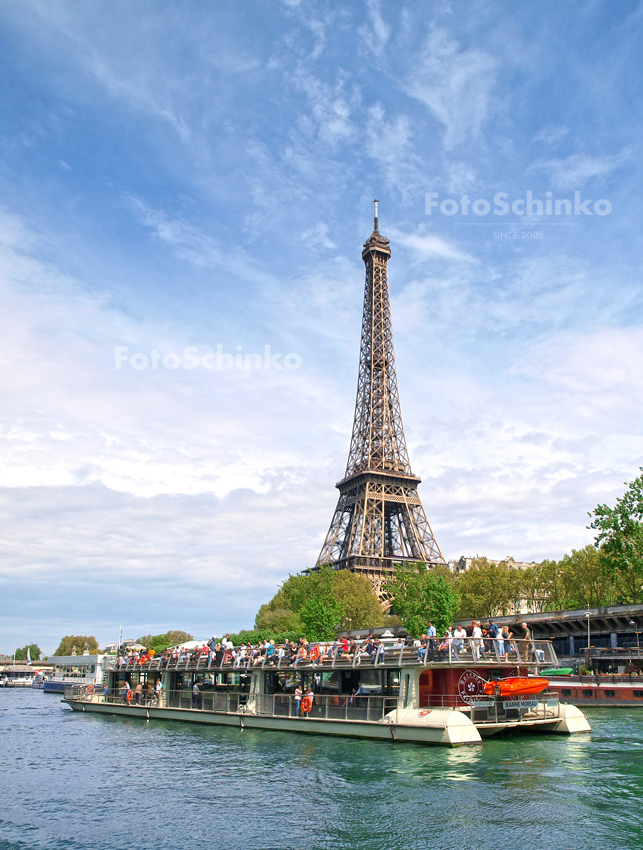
left=315, top=202, right=445, bottom=598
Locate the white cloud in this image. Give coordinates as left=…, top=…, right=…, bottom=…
left=390, top=226, right=476, bottom=264
left=364, top=104, right=424, bottom=199
left=406, top=28, right=497, bottom=149
left=359, top=0, right=391, bottom=57
left=527, top=148, right=633, bottom=190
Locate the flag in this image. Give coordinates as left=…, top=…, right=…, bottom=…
left=27, top=647, right=31, bottom=665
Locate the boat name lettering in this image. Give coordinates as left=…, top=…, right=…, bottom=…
left=503, top=699, right=538, bottom=709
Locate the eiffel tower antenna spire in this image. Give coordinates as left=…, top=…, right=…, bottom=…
left=315, top=203, right=445, bottom=600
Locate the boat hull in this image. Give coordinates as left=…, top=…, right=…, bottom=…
left=63, top=699, right=482, bottom=747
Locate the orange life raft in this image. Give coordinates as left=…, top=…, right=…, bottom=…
left=482, top=677, right=549, bottom=698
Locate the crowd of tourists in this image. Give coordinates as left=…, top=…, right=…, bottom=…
left=115, top=622, right=535, bottom=671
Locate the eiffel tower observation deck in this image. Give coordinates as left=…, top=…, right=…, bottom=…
left=315, top=203, right=445, bottom=598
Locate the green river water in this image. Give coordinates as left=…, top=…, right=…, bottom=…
left=1, top=689, right=642, bottom=850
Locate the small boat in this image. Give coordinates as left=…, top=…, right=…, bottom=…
left=540, top=668, right=574, bottom=677
left=483, top=677, right=549, bottom=697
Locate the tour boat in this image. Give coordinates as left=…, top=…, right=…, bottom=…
left=62, top=638, right=591, bottom=747
left=0, top=665, right=36, bottom=687
left=43, top=654, right=111, bottom=693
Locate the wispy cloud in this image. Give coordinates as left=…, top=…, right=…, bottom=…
left=527, top=148, right=634, bottom=190
left=406, top=28, right=497, bottom=149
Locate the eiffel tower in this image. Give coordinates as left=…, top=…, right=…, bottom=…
left=315, top=202, right=445, bottom=600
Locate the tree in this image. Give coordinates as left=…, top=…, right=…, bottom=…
left=254, top=566, right=384, bottom=637
left=589, top=469, right=643, bottom=603
left=386, top=562, right=460, bottom=637
left=455, top=558, right=519, bottom=619
left=53, top=636, right=98, bottom=656
left=136, top=630, right=194, bottom=654
left=299, top=596, right=345, bottom=642
left=14, top=644, right=42, bottom=661
left=327, top=569, right=384, bottom=629
left=254, top=606, right=303, bottom=634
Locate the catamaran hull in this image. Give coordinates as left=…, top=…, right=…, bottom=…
left=63, top=699, right=482, bottom=747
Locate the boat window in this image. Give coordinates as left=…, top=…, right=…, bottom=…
left=633, top=691, right=643, bottom=697
left=357, top=670, right=383, bottom=695
left=404, top=674, right=412, bottom=708
left=604, top=690, right=615, bottom=697
left=387, top=670, right=400, bottom=698
left=582, top=690, right=593, bottom=697
left=561, top=689, right=572, bottom=696
left=318, top=672, right=340, bottom=695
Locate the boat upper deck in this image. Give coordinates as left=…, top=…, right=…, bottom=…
left=109, top=638, right=557, bottom=675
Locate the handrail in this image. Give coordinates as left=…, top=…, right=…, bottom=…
left=108, top=638, right=558, bottom=672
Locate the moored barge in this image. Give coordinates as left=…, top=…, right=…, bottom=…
left=63, top=638, right=590, bottom=747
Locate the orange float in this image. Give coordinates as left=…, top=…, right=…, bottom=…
left=301, top=695, right=313, bottom=714
left=310, top=646, right=320, bottom=661
left=483, top=677, right=549, bottom=698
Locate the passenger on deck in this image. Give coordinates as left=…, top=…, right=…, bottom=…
left=294, top=683, right=303, bottom=716
left=373, top=639, right=385, bottom=665
left=417, top=634, right=428, bottom=662
left=134, top=681, right=143, bottom=705
left=471, top=621, right=486, bottom=661
left=318, top=643, right=332, bottom=663
left=453, top=625, right=467, bottom=660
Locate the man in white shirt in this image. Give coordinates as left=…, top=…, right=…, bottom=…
left=452, top=625, right=467, bottom=660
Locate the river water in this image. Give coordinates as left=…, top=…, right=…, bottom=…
left=1, top=688, right=642, bottom=850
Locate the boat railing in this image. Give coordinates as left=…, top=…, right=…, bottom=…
left=68, top=685, right=402, bottom=722
left=107, top=638, right=558, bottom=672
left=418, top=692, right=561, bottom=725
left=66, top=686, right=562, bottom=726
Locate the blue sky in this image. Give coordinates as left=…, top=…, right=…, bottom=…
left=1, top=0, right=643, bottom=653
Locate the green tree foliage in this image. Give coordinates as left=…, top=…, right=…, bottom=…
left=254, top=606, right=303, bottom=634
left=14, top=644, right=42, bottom=661
left=136, top=630, right=194, bottom=654
left=255, top=567, right=383, bottom=640
left=454, top=547, right=619, bottom=618
left=385, top=562, right=460, bottom=638
left=299, top=596, right=345, bottom=642
left=590, top=469, right=643, bottom=603
left=330, top=569, right=384, bottom=629
left=455, top=558, right=521, bottom=619
left=53, top=635, right=98, bottom=656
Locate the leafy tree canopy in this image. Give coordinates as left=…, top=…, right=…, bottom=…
left=53, top=636, right=98, bottom=656
left=136, top=630, right=194, bottom=654
left=255, top=567, right=384, bottom=641
left=386, top=562, right=460, bottom=638
left=14, top=644, right=42, bottom=661
left=589, top=469, right=643, bottom=603
left=455, top=558, right=522, bottom=619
